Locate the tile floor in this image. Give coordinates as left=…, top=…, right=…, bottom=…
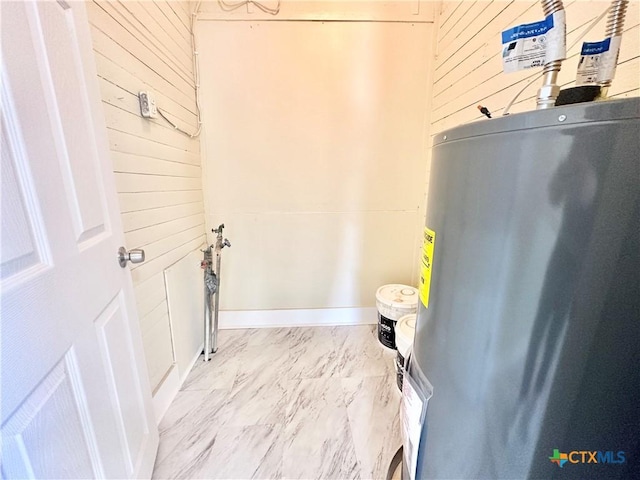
left=152, top=325, right=402, bottom=479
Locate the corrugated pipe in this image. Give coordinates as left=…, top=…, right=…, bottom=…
left=604, top=0, right=628, bottom=38
left=599, top=0, right=629, bottom=96
left=536, top=0, right=565, bottom=109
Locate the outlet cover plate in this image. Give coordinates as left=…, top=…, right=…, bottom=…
left=138, top=91, right=158, bottom=118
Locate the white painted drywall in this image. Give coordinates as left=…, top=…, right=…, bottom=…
left=164, top=249, right=205, bottom=382
left=198, top=14, right=435, bottom=314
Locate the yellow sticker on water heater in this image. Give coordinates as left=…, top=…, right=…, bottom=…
left=419, top=228, right=435, bottom=308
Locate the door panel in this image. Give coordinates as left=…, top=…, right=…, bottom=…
left=1, top=1, right=158, bottom=477
left=95, top=294, right=148, bottom=476
left=2, top=351, right=100, bottom=479
left=0, top=119, right=50, bottom=282
left=36, top=0, right=109, bottom=245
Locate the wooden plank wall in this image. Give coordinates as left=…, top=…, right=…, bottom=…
left=430, top=0, right=640, bottom=135
left=87, top=0, right=206, bottom=392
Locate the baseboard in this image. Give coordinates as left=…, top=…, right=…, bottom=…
left=152, top=342, right=204, bottom=425
left=180, top=342, right=204, bottom=385
left=152, top=365, right=180, bottom=425
left=218, top=307, right=378, bottom=329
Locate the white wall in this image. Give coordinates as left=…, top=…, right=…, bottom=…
left=87, top=1, right=206, bottom=393
left=197, top=3, right=436, bottom=316
left=163, top=250, right=204, bottom=382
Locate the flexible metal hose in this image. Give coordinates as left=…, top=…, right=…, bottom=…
left=536, top=0, right=565, bottom=108
left=600, top=0, right=629, bottom=91
left=541, top=0, right=564, bottom=16
left=605, top=0, right=628, bottom=37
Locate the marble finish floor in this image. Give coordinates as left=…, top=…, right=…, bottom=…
left=152, top=325, right=401, bottom=479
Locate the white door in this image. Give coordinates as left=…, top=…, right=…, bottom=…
left=1, top=1, right=158, bottom=478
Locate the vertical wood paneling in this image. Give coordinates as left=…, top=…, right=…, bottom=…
left=87, top=0, right=205, bottom=392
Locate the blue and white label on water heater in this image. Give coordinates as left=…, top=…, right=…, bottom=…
left=576, top=36, right=621, bottom=85
left=501, top=11, right=566, bottom=73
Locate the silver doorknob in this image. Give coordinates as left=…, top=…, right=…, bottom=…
left=118, top=246, right=145, bottom=268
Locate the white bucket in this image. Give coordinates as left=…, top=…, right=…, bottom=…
left=394, top=313, right=416, bottom=391
left=375, top=284, right=418, bottom=349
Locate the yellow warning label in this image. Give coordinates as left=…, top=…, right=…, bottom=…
left=419, top=227, right=435, bottom=308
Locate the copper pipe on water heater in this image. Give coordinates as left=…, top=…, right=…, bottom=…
left=536, top=0, right=565, bottom=109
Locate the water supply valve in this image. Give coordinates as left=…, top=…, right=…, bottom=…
left=213, top=224, right=231, bottom=251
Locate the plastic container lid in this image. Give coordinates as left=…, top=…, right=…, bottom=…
left=395, top=313, right=416, bottom=358
left=376, top=284, right=419, bottom=321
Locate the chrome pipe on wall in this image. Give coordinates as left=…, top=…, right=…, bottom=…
left=212, top=235, right=230, bottom=353
left=202, top=244, right=217, bottom=361
left=202, top=224, right=230, bottom=361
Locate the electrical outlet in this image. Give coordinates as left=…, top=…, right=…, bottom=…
left=138, top=91, right=158, bottom=118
